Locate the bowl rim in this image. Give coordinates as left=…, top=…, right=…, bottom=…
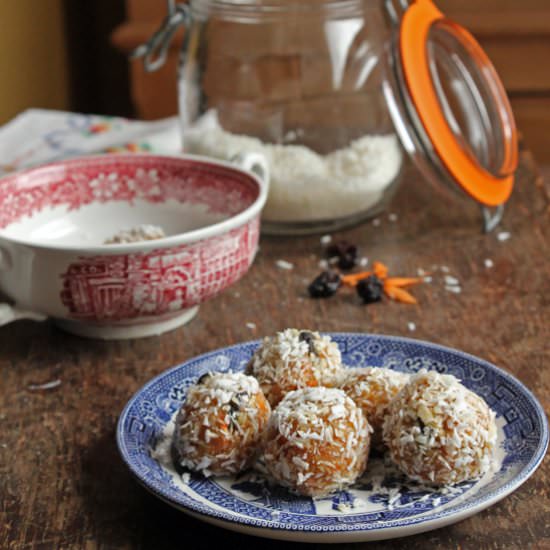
left=0, top=153, right=268, bottom=254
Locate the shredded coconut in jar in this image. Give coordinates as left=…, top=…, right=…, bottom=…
left=104, top=224, right=166, bottom=244
left=184, top=111, right=402, bottom=223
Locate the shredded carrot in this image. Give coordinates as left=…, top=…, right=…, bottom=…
left=337, top=260, right=423, bottom=304
left=341, top=271, right=372, bottom=287
left=373, top=261, right=389, bottom=279
left=384, top=277, right=424, bottom=288
left=384, top=283, right=418, bottom=304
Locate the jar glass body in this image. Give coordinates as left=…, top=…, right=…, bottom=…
left=179, top=0, right=404, bottom=235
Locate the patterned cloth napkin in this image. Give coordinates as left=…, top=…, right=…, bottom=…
left=0, top=109, right=182, bottom=178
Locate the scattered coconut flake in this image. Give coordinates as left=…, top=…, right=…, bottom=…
left=359, top=257, right=369, bottom=267
left=276, top=259, right=294, bottom=270
left=440, top=265, right=450, bottom=273
left=337, top=502, right=352, bottom=513
left=372, top=218, right=381, bottom=227
left=388, top=489, right=402, bottom=505
left=246, top=322, right=256, bottom=330
left=27, top=379, right=61, bottom=391
left=388, top=213, right=398, bottom=222
left=445, top=285, right=462, bottom=294
left=497, top=231, right=511, bottom=242
left=181, top=472, right=191, bottom=484
left=318, top=259, right=329, bottom=270
left=484, top=259, right=494, bottom=269
left=320, top=235, right=332, bottom=245
left=407, top=322, right=416, bottom=332
left=284, top=130, right=298, bottom=142
left=417, top=268, right=426, bottom=276
left=104, top=224, right=166, bottom=244
left=423, top=276, right=433, bottom=283
left=444, top=275, right=460, bottom=286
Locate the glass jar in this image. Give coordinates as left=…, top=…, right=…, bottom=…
left=136, top=0, right=518, bottom=235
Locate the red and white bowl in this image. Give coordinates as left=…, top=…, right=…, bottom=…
left=0, top=153, right=268, bottom=339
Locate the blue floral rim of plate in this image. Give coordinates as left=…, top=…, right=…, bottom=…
left=116, top=333, right=548, bottom=537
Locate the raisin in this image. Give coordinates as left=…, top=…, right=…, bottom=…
left=308, top=270, right=341, bottom=298
left=356, top=275, right=383, bottom=304
left=299, top=331, right=317, bottom=354
left=326, top=241, right=358, bottom=271
left=196, top=372, right=211, bottom=385
left=244, top=358, right=255, bottom=375
left=229, top=399, right=240, bottom=415
left=228, top=391, right=248, bottom=413
left=227, top=392, right=248, bottom=431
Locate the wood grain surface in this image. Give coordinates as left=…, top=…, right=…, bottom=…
left=1, top=150, right=549, bottom=549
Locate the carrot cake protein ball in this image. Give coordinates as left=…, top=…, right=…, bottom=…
left=173, top=372, right=271, bottom=476
left=383, top=369, right=497, bottom=485
left=339, top=367, right=410, bottom=447
left=263, top=387, right=371, bottom=497
left=247, top=329, right=343, bottom=407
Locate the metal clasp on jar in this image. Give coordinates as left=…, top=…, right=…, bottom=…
left=131, top=0, right=189, bottom=72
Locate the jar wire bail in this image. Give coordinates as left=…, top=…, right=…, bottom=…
left=482, top=204, right=505, bottom=234
left=384, top=0, right=412, bottom=26
left=131, top=0, right=189, bottom=72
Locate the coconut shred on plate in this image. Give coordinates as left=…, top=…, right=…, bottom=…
left=184, top=111, right=403, bottom=223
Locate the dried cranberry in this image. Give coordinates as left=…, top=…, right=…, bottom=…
left=308, top=271, right=341, bottom=298
left=356, top=275, right=383, bottom=304
left=326, top=241, right=358, bottom=271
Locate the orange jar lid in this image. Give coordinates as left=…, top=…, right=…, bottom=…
left=396, top=0, right=518, bottom=207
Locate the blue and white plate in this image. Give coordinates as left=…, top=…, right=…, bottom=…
left=117, top=334, right=548, bottom=543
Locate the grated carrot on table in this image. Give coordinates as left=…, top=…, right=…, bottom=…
left=373, top=261, right=389, bottom=279
left=383, top=277, right=424, bottom=288
left=384, top=284, right=418, bottom=304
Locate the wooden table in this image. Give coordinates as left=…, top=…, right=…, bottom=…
left=1, top=149, right=549, bottom=549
